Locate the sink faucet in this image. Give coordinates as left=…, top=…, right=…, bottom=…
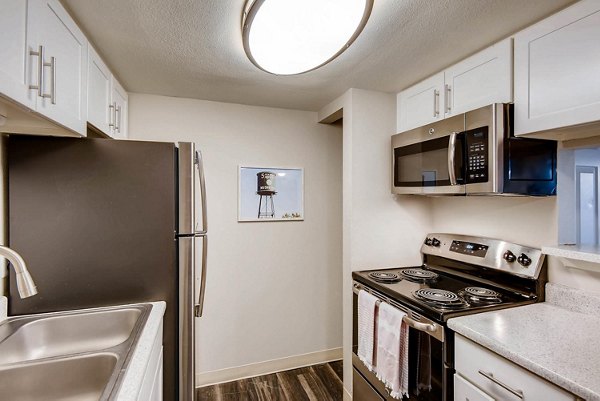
left=0, top=246, right=37, bottom=298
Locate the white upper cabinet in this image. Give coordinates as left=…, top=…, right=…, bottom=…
left=1, top=0, right=129, bottom=138
left=514, top=0, right=600, bottom=137
left=397, top=39, right=512, bottom=133
left=87, top=46, right=112, bottom=135
left=28, top=0, right=88, bottom=135
left=88, top=47, right=129, bottom=139
left=111, top=76, right=128, bottom=139
left=0, top=0, right=35, bottom=110
left=445, top=39, right=512, bottom=117
left=397, top=72, right=444, bottom=132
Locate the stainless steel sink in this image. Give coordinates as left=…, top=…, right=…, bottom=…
left=0, top=307, right=141, bottom=364
left=0, top=304, right=151, bottom=401
left=0, top=353, right=118, bottom=401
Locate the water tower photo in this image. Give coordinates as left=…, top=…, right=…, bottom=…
left=238, top=167, right=304, bottom=222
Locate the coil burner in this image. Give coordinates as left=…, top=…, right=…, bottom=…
left=368, top=272, right=401, bottom=283
left=460, top=286, right=502, bottom=305
left=400, top=268, right=439, bottom=282
left=413, top=289, right=466, bottom=309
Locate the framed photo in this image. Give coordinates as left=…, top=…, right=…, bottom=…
left=238, top=166, right=304, bottom=222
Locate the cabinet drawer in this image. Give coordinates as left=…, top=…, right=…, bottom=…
left=353, top=368, right=385, bottom=401
left=455, top=335, right=576, bottom=401
left=454, top=374, right=495, bottom=401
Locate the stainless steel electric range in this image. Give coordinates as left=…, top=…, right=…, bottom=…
left=352, top=233, right=547, bottom=401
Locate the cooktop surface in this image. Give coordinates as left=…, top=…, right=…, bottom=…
left=353, top=265, right=536, bottom=322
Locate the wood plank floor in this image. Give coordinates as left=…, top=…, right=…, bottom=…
left=196, top=360, right=343, bottom=401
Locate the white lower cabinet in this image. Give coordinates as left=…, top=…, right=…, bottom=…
left=455, top=334, right=576, bottom=401
left=148, top=348, right=164, bottom=401
left=455, top=374, right=495, bottom=401
left=137, top=321, right=164, bottom=401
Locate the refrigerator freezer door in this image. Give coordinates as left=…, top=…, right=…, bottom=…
left=195, top=149, right=208, bottom=235
left=178, top=236, right=196, bottom=401
left=178, top=142, right=196, bottom=236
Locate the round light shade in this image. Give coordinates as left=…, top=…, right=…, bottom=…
left=242, top=0, right=373, bottom=75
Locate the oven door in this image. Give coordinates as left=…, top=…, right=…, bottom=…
left=392, top=114, right=466, bottom=195
left=352, top=283, right=451, bottom=401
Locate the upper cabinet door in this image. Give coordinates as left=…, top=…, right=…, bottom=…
left=28, top=0, right=87, bottom=135
left=87, top=46, right=111, bottom=135
left=111, top=76, right=128, bottom=139
left=445, top=39, right=513, bottom=117
left=514, top=0, right=600, bottom=136
left=398, top=72, right=445, bottom=132
left=0, top=0, right=36, bottom=109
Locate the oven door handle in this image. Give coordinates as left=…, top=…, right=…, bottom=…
left=402, top=315, right=436, bottom=333
left=447, top=131, right=458, bottom=186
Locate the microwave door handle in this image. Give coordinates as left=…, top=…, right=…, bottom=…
left=195, top=150, right=208, bottom=234
left=448, top=132, right=458, bottom=186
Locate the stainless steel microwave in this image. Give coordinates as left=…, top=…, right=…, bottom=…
left=391, top=104, right=557, bottom=196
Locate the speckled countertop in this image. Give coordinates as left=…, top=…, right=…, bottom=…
left=114, top=300, right=166, bottom=401
left=448, top=283, right=600, bottom=401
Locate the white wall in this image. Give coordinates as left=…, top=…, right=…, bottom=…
left=319, top=89, right=432, bottom=394
left=127, top=94, right=343, bottom=382
left=431, top=195, right=600, bottom=293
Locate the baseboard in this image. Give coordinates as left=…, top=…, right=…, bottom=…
left=196, top=347, right=343, bottom=387
left=344, top=387, right=352, bottom=401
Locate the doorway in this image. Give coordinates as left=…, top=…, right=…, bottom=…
left=576, top=165, right=599, bottom=245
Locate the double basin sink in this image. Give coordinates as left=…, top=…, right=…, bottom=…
left=0, top=304, right=151, bottom=401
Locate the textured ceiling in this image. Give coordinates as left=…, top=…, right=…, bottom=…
left=62, top=0, right=575, bottom=111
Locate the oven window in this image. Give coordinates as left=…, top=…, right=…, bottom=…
left=408, top=329, right=444, bottom=401
left=394, top=136, right=464, bottom=187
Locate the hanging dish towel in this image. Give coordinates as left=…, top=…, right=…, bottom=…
left=415, top=330, right=432, bottom=395
left=376, top=302, right=409, bottom=399
left=357, top=289, right=379, bottom=371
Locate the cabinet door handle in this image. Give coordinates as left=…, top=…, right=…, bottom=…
left=445, top=84, right=451, bottom=113
left=478, top=370, right=524, bottom=399
left=109, top=104, right=115, bottom=128
left=115, top=105, right=121, bottom=133
left=47, top=57, right=56, bottom=105
left=433, top=89, right=440, bottom=117
left=29, top=45, right=44, bottom=97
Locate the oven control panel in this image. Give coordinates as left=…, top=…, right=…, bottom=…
left=450, top=240, right=489, bottom=258
left=465, top=128, right=489, bottom=184
left=421, top=233, right=545, bottom=279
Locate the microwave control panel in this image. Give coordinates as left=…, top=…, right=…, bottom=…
left=466, top=128, right=489, bottom=183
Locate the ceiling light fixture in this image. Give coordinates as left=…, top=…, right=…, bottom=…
left=242, top=0, right=374, bottom=76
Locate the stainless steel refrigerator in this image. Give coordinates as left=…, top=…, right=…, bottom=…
left=7, top=136, right=207, bottom=401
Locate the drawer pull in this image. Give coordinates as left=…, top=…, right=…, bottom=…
left=478, top=370, right=524, bottom=399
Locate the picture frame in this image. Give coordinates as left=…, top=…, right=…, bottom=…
left=238, top=166, right=304, bottom=222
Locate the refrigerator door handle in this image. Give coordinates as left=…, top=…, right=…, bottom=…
left=178, top=236, right=195, bottom=401
left=195, top=234, right=208, bottom=317
left=195, top=150, right=208, bottom=234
